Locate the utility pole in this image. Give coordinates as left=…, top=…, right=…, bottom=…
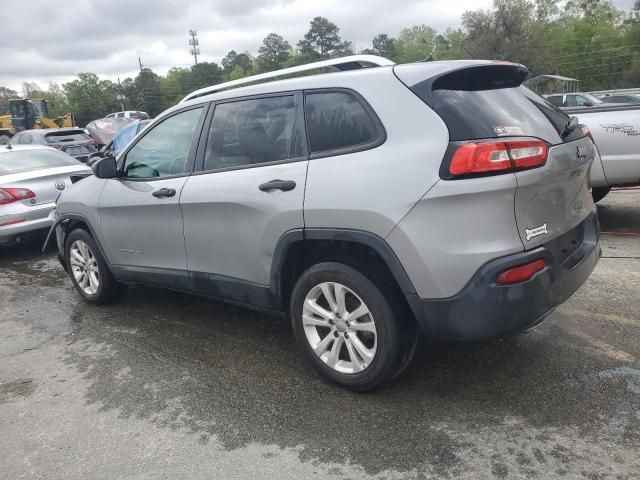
left=138, top=57, right=146, bottom=111
left=189, top=30, right=200, bottom=65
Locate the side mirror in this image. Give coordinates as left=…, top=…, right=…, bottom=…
left=91, top=156, right=118, bottom=179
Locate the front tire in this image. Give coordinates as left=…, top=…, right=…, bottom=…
left=65, top=229, right=126, bottom=304
left=290, top=262, right=412, bottom=391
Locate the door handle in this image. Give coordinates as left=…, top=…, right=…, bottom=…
left=152, top=188, right=176, bottom=198
left=258, top=179, right=296, bottom=192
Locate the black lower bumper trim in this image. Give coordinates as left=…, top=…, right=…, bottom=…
left=411, top=209, right=601, bottom=341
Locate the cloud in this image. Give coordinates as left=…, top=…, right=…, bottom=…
left=0, top=0, right=634, bottom=91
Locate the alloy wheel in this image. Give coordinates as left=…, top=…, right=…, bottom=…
left=302, top=282, right=377, bottom=374
left=69, top=240, right=100, bottom=295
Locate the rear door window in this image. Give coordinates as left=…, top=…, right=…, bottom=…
left=203, top=95, right=299, bottom=171
left=304, top=91, right=382, bottom=154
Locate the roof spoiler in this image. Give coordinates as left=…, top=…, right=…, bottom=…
left=409, top=63, right=529, bottom=107
left=180, top=55, right=395, bottom=103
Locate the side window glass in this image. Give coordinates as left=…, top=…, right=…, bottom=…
left=20, top=134, right=31, bottom=144
left=566, top=95, right=578, bottom=107
left=576, top=96, right=592, bottom=107
left=305, top=91, right=379, bottom=153
left=123, top=107, right=203, bottom=179
left=204, top=96, right=298, bottom=171
left=116, top=112, right=124, bottom=118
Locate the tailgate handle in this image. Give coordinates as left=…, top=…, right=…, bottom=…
left=259, top=179, right=296, bottom=192
left=152, top=188, right=176, bottom=198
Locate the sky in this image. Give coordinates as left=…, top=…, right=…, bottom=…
left=1, top=0, right=636, bottom=93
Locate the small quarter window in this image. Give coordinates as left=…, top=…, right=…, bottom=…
left=304, top=91, right=380, bottom=154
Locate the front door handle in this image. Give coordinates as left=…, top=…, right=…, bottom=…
left=152, top=188, right=176, bottom=198
left=258, top=179, right=296, bottom=192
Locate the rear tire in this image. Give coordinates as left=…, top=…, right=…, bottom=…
left=290, top=262, right=413, bottom=391
left=65, top=229, right=126, bottom=304
left=592, top=187, right=611, bottom=203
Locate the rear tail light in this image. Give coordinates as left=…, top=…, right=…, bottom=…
left=0, top=219, right=26, bottom=227
left=51, top=144, right=63, bottom=150
left=581, top=125, right=595, bottom=144
left=496, top=259, right=546, bottom=285
left=0, top=187, right=36, bottom=205
left=448, top=138, right=548, bottom=177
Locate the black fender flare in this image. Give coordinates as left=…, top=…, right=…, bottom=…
left=268, top=228, right=418, bottom=311
left=42, top=213, right=111, bottom=266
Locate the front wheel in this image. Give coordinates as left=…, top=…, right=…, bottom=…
left=290, top=262, right=412, bottom=391
left=0, top=134, right=11, bottom=145
left=65, top=229, right=126, bottom=304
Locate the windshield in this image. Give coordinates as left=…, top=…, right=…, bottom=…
left=0, top=149, right=80, bottom=175
left=30, top=100, right=49, bottom=119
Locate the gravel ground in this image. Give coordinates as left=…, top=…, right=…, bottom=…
left=0, top=189, right=639, bottom=479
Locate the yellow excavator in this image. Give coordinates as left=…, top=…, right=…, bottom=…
left=0, top=98, right=75, bottom=144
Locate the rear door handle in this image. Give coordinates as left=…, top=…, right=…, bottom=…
left=258, top=179, right=296, bottom=192
left=152, top=188, right=176, bottom=198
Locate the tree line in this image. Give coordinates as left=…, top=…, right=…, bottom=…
left=1, top=0, right=639, bottom=126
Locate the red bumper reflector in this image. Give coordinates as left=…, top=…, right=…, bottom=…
left=0, top=219, right=26, bottom=227
left=496, top=259, right=546, bottom=285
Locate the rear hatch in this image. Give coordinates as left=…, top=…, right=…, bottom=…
left=45, top=130, right=97, bottom=159
left=395, top=62, right=595, bottom=249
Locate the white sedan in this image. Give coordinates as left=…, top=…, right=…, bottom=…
left=0, top=145, right=91, bottom=246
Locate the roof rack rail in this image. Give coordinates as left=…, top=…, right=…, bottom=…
left=180, top=55, right=395, bottom=103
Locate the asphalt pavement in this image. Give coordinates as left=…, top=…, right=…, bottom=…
left=1, top=190, right=639, bottom=479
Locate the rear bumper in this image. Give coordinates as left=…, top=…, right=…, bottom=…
left=409, top=209, right=600, bottom=340
left=0, top=204, right=56, bottom=245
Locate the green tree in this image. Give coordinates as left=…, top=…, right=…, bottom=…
left=394, top=25, right=438, bottom=63
left=361, top=33, right=396, bottom=59
left=221, top=50, right=254, bottom=74
left=298, top=17, right=353, bottom=60
left=257, top=33, right=292, bottom=72
left=63, top=73, right=120, bottom=126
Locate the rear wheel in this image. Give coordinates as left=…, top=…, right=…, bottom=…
left=592, top=187, right=611, bottom=203
left=65, top=229, right=126, bottom=304
left=290, top=262, right=413, bottom=391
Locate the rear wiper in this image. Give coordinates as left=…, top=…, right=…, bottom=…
left=561, top=116, right=579, bottom=139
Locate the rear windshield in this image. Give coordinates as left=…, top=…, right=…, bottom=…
left=45, top=131, right=91, bottom=143
left=0, top=149, right=79, bottom=175
left=423, top=86, right=569, bottom=144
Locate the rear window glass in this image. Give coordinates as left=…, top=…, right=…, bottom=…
left=426, top=86, right=568, bottom=144
left=45, top=131, right=91, bottom=143
left=305, top=91, right=381, bottom=153
left=0, top=149, right=79, bottom=175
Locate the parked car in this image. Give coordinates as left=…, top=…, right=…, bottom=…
left=543, top=92, right=625, bottom=108
left=49, top=56, right=600, bottom=390
left=598, top=94, right=640, bottom=105
left=9, top=128, right=97, bottom=163
left=1, top=145, right=90, bottom=245
left=110, top=119, right=152, bottom=155
left=560, top=103, right=640, bottom=202
left=105, top=111, right=150, bottom=120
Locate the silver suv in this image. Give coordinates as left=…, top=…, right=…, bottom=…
left=49, top=56, right=601, bottom=390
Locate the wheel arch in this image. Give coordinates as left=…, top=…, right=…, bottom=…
left=44, top=213, right=111, bottom=266
left=270, top=229, right=419, bottom=318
